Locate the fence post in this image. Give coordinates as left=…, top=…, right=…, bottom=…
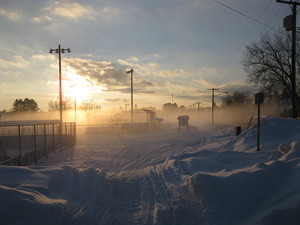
left=44, top=124, right=48, bottom=158
left=18, top=125, right=22, bottom=166
left=52, top=124, right=55, bottom=152
left=65, top=122, right=68, bottom=147
left=33, top=125, right=37, bottom=165
left=59, top=122, right=63, bottom=151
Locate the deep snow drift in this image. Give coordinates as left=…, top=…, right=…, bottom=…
left=1, top=117, right=300, bottom=225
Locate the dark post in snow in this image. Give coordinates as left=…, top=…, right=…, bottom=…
left=18, top=125, right=22, bottom=166
left=126, top=68, right=134, bottom=123
left=208, top=88, right=219, bottom=125
left=255, top=92, right=264, bottom=151
left=277, top=0, right=300, bottom=119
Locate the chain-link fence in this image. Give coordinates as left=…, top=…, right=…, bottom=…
left=0, top=121, right=76, bottom=166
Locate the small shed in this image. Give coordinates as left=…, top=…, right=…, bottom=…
left=142, top=109, right=164, bottom=129
left=177, top=115, right=190, bottom=131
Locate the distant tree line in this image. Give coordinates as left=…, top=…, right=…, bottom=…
left=11, top=98, right=39, bottom=112
left=221, top=92, right=252, bottom=106
left=162, top=103, right=186, bottom=112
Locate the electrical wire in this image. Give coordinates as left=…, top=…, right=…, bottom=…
left=212, top=0, right=279, bottom=32
left=210, top=0, right=273, bottom=86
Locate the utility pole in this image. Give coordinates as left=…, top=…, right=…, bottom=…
left=126, top=68, right=134, bottom=123
left=195, top=102, right=201, bottom=113
left=50, top=45, right=71, bottom=151
left=277, top=0, right=300, bottom=118
left=49, top=45, right=71, bottom=123
left=208, top=88, right=219, bottom=125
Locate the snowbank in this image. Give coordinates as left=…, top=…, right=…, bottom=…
left=0, top=117, right=300, bottom=225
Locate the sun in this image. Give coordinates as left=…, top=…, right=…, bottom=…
left=64, top=70, right=90, bottom=103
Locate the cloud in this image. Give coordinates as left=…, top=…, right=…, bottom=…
left=0, top=8, right=22, bottom=20
left=0, top=71, right=23, bottom=77
left=43, top=1, right=95, bottom=20
left=193, top=79, right=216, bottom=88
left=158, top=69, right=186, bottom=77
left=32, top=15, right=52, bottom=23
left=0, top=55, right=29, bottom=69
left=32, top=54, right=55, bottom=61
left=217, top=82, right=259, bottom=93
left=117, top=59, right=136, bottom=68
left=63, top=57, right=160, bottom=94
left=64, top=58, right=129, bottom=88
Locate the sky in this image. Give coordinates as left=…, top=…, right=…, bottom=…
left=0, top=0, right=293, bottom=112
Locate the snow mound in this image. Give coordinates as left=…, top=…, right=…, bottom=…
left=1, top=117, right=300, bottom=224
left=0, top=166, right=111, bottom=225
left=228, top=117, right=300, bottom=152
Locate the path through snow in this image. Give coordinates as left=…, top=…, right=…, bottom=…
left=1, top=118, right=300, bottom=225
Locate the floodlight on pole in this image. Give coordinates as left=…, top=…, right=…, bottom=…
left=126, top=68, right=134, bottom=123
left=49, top=44, right=71, bottom=123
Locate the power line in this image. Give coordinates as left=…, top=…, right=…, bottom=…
left=213, top=0, right=278, bottom=32
left=210, top=0, right=273, bottom=86
left=224, top=7, right=290, bottom=89
left=212, top=1, right=291, bottom=95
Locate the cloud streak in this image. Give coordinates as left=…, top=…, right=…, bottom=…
left=0, top=8, right=21, bottom=20
left=43, top=1, right=96, bottom=20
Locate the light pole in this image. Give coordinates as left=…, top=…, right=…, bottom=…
left=208, top=88, right=219, bottom=125
left=49, top=44, right=71, bottom=123
left=126, top=68, right=134, bottom=123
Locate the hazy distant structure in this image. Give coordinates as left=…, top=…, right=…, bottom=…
left=177, top=115, right=190, bottom=131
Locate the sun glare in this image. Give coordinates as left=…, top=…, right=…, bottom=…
left=65, top=70, right=91, bottom=103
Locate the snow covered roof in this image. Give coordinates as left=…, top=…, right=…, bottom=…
left=0, top=120, right=61, bottom=126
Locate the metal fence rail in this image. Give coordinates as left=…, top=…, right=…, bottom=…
left=0, top=121, right=76, bottom=166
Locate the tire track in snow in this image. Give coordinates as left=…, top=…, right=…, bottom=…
left=66, top=168, right=112, bottom=225
left=107, top=172, right=148, bottom=225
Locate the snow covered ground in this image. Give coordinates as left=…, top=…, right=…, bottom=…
left=1, top=117, right=300, bottom=225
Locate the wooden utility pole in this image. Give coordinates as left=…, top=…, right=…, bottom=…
left=195, top=102, right=201, bottom=113
left=277, top=0, right=300, bottom=118
left=208, top=88, right=219, bottom=125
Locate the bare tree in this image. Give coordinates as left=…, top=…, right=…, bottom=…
left=80, top=100, right=100, bottom=121
left=243, top=30, right=300, bottom=102
left=109, top=112, right=124, bottom=138
left=48, top=97, right=73, bottom=111
left=222, top=92, right=252, bottom=106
